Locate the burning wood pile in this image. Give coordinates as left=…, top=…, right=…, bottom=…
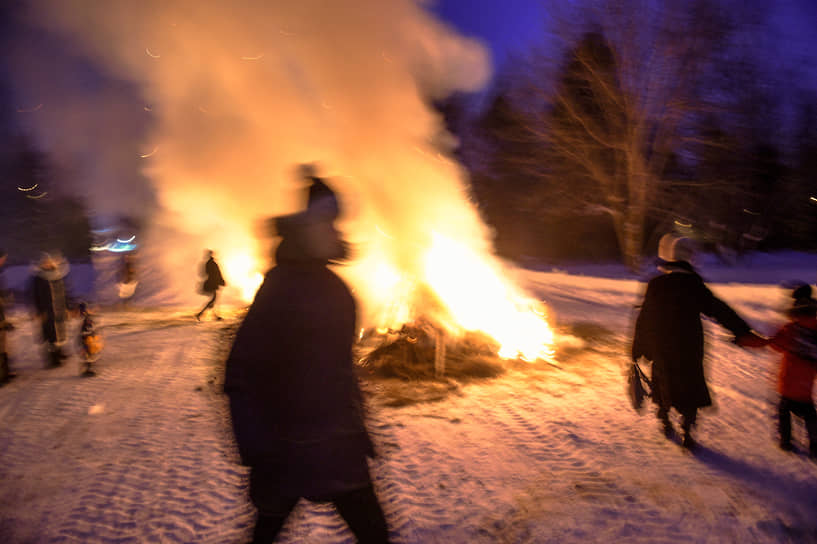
left=356, top=318, right=506, bottom=382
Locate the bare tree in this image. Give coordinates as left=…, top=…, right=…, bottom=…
left=490, top=0, right=746, bottom=267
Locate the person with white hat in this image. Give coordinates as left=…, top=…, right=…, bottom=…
left=632, top=234, right=762, bottom=449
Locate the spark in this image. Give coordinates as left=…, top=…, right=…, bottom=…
left=144, top=106, right=152, bottom=112
left=140, top=146, right=158, bottom=158
left=374, top=225, right=394, bottom=239
left=241, top=54, right=264, bottom=60
left=743, top=209, right=760, bottom=215
left=27, top=192, right=48, bottom=200
left=145, top=48, right=160, bottom=58
left=810, top=196, right=817, bottom=203
left=117, top=236, right=136, bottom=243
left=17, top=184, right=39, bottom=192
left=674, top=220, right=692, bottom=228
left=16, top=104, right=43, bottom=113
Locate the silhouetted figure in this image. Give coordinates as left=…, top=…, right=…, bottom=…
left=117, top=253, right=138, bottom=307
left=632, top=234, right=757, bottom=449
left=224, top=167, right=389, bottom=544
left=77, top=302, right=103, bottom=377
left=196, top=250, right=225, bottom=321
left=30, top=253, right=71, bottom=368
left=0, top=249, right=14, bottom=384
left=739, top=284, right=817, bottom=458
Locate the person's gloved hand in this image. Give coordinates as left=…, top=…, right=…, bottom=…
left=736, top=331, right=768, bottom=348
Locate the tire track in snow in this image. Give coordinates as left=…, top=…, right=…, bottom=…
left=0, top=318, right=253, bottom=544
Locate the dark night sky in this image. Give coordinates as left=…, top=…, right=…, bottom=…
left=432, top=0, right=817, bottom=93
left=431, top=0, right=547, bottom=71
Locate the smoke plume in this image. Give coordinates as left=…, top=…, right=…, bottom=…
left=24, top=0, right=491, bottom=317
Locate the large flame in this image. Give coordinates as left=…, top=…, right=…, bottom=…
left=223, top=229, right=554, bottom=361
left=348, top=230, right=555, bottom=361
left=222, top=252, right=263, bottom=303
left=424, top=232, right=554, bottom=361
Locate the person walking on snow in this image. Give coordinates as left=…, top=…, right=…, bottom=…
left=77, top=302, right=103, bottom=377
left=0, top=249, right=15, bottom=384
left=30, top=253, right=71, bottom=368
left=632, top=234, right=762, bottom=450
left=117, top=252, right=138, bottom=308
left=195, top=250, right=225, bottom=321
left=224, top=165, right=390, bottom=544
left=738, top=284, right=817, bottom=458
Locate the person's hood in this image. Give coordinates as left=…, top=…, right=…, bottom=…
left=274, top=214, right=347, bottom=264
left=34, top=259, right=70, bottom=281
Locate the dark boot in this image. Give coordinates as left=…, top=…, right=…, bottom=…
left=682, top=431, right=697, bottom=450
left=657, top=407, right=673, bottom=438
left=46, top=347, right=62, bottom=368
left=0, top=352, right=14, bottom=384
left=681, top=411, right=698, bottom=450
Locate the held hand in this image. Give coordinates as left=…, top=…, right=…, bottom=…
left=736, top=331, right=768, bottom=348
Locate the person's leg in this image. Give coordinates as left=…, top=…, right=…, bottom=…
left=788, top=399, right=817, bottom=456
left=196, top=292, right=216, bottom=320
left=248, top=466, right=299, bottom=543
left=0, top=329, right=9, bottom=383
left=778, top=397, right=793, bottom=450
left=212, top=291, right=222, bottom=320
left=681, top=408, right=698, bottom=449
left=657, top=405, right=673, bottom=437
left=332, top=484, right=390, bottom=544
left=802, top=402, right=817, bottom=458
left=252, top=503, right=297, bottom=544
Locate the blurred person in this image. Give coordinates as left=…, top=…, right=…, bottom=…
left=0, top=249, right=15, bottom=384
left=30, top=252, right=71, bottom=368
left=224, top=168, right=390, bottom=544
left=739, top=284, right=817, bottom=458
left=77, top=302, right=103, bottom=377
left=195, top=250, right=225, bottom=321
left=117, top=252, right=138, bottom=308
left=632, top=234, right=761, bottom=450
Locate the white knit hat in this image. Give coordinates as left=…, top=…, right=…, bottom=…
left=658, top=234, right=696, bottom=263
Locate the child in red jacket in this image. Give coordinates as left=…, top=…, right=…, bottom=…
left=748, top=284, right=817, bottom=457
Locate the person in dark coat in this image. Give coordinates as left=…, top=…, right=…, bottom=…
left=0, top=249, right=14, bottom=384
left=117, top=253, right=138, bottom=307
left=195, top=250, right=225, bottom=321
left=224, top=167, right=390, bottom=544
left=632, top=234, right=760, bottom=449
left=30, top=253, right=71, bottom=368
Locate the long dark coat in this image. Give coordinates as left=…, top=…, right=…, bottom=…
left=201, top=257, right=225, bottom=293
left=632, top=261, right=750, bottom=414
left=223, top=243, right=373, bottom=499
left=31, top=267, right=69, bottom=344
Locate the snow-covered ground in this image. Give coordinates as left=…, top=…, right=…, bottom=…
left=1, top=253, right=817, bottom=543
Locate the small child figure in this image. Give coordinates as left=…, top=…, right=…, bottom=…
left=77, top=302, right=104, bottom=377
left=742, top=284, right=817, bottom=458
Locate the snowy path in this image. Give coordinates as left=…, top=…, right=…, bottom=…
left=1, top=270, right=817, bottom=543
